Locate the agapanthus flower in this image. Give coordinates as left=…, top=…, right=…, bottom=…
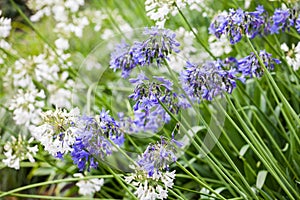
left=180, top=60, right=237, bottom=102
left=269, top=8, right=296, bottom=34
left=128, top=73, right=188, bottom=132
left=210, top=5, right=300, bottom=44
left=74, top=173, right=104, bottom=196
left=237, top=50, right=281, bottom=78
left=110, top=27, right=180, bottom=78
left=137, top=137, right=179, bottom=176
left=125, top=137, right=179, bottom=200
left=137, top=27, right=180, bottom=66
left=209, top=6, right=267, bottom=44
left=280, top=42, right=300, bottom=71
left=145, top=0, right=212, bottom=27
left=110, top=40, right=142, bottom=78
left=7, top=88, right=46, bottom=127
left=125, top=169, right=176, bottom=200
left=71, top=109, right=124, bottom=171
left=2, top=135, right=38, bottom=170
left=0, top=10, right=12, bottom=38
left=30, top=107, right=80, bottom=157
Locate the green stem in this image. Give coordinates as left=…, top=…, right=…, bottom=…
left=176, top=162, right=226, bottom=200
left=225, top=95, right=297, bottom=199
left=105, top=166, right=138, bottom=200
left=0, top=175, right=114, bottom=198
left=0, top=193, right=109, bottom=200
left=246, top=37, right=300, bottom=127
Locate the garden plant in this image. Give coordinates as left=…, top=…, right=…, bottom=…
left=0, top=0, right=300, bottom=199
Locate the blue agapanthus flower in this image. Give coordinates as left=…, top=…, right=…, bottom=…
left=209, top=5, right=267, bottom=44
left=269, top=8, right=295, bottom=34
left=70, top=111, right=124, bottom=171
left=110, top=27, right=180, bottom=78
left=210, top=5, right=299, bottom=44
left=128, top=73, right=189, bottom=133
left=237, top=50, right=281, bottom=78
left=137, top=137, right=179, bottom=176
left=180, top=60, right=238, bottom=102
left=110, top=40, right=140, bottom=78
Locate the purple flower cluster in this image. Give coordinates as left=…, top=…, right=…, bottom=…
left=210, top=5, right=299, bottom=44
left=238, top=50, right=281, bottom=78
left=180, top=60, right=237, bottom=101
left=181, top=51, right=280, bottom=101
left=209, top=6, right=267, bottom=44
left=137, top=137, right=179, bottom=176
left=71, top=110, right=124, bottom=171
left=270, top=8, right=296, bottom=34
left=128, top=73, right=188, bottom=132
left=110, top=27, right=180, bottom=78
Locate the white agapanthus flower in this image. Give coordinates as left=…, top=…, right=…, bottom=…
left=27, top=0, right=89, bottom=40
left=27, top=0, right=85, bottom=22
left=0, top=10, right=12, bottom=38
left=55, top=37, right=70, bottom=50
left=280, top=42, right=300, bottom=71
left=74, top=173, right=104, bottom=196
left=125, top=166, right=176, bottom=200
left=2, top=135, right=38, bottom=170
left=208, top=34, right=232, bottom=57
left=29, top=107, right=80, bottom=157
left=145, top=0, right=212, bottom=27
left=4, top=45, right=75, bottom=109
left=6, top=45, right=71, bottom=88
left=8, top=88, right=46, bottom=127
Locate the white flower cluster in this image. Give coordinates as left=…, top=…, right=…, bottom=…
left=27, top=0, right=84, bottom=22
left=0, top=10, right=11, bottom=38
left=208, top=34, right=232, bottom=57
left=7, top=88, right=46, bottom=127
left=74, top=173, right=104, bottom=196
left=280, top=43, right=300, bottom=71
left=26, top=0, right=98, bottom=41
left=0, top=10, right=15, bottom=65
left=125, top=167, right=176, bottom=200
left=30, top=107, right=80, bottom=157
left=4, top=45, right=75, bottom=109
left=145, top=0, right=212, bottom=27
left=2, top=135, right=38, bottom=170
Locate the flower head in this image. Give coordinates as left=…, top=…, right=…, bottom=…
left=269, top=8, right=296, bottom=34
left=71, top=110, right=124, bottom=171
left=74, top=173, right=104, bottom=196
left=209, top=6, right=300, bottom=44
left=280, top=42, right=300, bottom=71
left=180, top=60, right=237, bottom=102
left=128, top=74, right=187, bottom=132
left=0, top=10, right=11, bottom=38
left=237, top=50, right=281, bottom=78
left=125, top=169, right=176, bottom=200
left=125, top=137, right=179, bottom=200
left=209, top=6, right=267, bottom=44
left=110, top=27, right=180, bottom=78
left=30, top=107, right=80, bottom=157
left=8, top=88, right=46, bottom=127
left=2, top=135, right=38, bottom=170
left=137, top=137, right=179, bottom=176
